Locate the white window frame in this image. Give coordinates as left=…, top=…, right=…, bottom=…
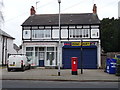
left=23, top=30, right=31, bottom=39
left=32, top=29, right=51, bottom=39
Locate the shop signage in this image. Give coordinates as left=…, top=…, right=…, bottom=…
left=64, top=42, right=96, bottom=46
left=24, top=42, right=57, bottom=46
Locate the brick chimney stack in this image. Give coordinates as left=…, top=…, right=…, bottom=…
left=30, top=6, right=36, bottom=16
left=93, top=4, right=97, bottom=14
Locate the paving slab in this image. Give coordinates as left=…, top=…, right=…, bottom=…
left=0, top=68, right=119, bottom=82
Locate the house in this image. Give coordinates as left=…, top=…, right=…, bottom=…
left=118, top=1, right=120, bottom=18
left=0, top=29, right=16, bottom=66
left=21, top=4, right=101, bottom=69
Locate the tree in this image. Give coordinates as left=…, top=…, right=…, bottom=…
left=101, top=18, right=120, bottom=52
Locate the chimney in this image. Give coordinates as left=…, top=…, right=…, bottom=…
left=30, top=6, right=36, bottom=16
left=93, top=4, right=97, bottom=14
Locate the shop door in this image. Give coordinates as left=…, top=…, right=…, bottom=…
left=39, top=52, right=45, bottom=67
left=62, top=47, right=97, bottom=69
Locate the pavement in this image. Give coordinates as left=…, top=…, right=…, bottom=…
left=0, top=67, right=119, bottom=82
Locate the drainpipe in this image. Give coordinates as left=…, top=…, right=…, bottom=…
left=2, top=36, right=5, bottom=66
left=5, top=38, right=7, bottom=66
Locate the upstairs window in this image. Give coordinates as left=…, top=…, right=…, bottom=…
left=32, top=29, right=51, bottom=39
left=69, top=29, right=90, bottom=38
left=23, top=30, right=31, bottom=39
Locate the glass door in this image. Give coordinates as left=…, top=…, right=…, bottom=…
left=46, top=52, right=54, bottom=66
left=46, top=47, right=56, bottom=66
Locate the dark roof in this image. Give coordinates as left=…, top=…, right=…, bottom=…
left=13, top=44, right=20, bottom=51
left=0, top=29, right=15, bottom=39
left=22, top=13, right=100, bottom=26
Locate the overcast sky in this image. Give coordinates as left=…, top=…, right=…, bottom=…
left=2, top=0, right=119, bottom=46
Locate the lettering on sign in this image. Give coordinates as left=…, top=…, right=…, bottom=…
left=71, top=42, right=80, bottom=46
left=64, top=42, right=96, bottom=46
left=82, top=42, right=90, bottom=46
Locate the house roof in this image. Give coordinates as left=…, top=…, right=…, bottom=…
left=0, top=29, right=15, bottom=39
left=22, top=13, right=100, bottom=26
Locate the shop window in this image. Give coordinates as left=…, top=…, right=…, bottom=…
left=39, top=47, right=44, bottom=51
left=47, top=47, right=54, bottom=51
left=26, top=52, right=33, bottom=56
left=26, top=47, right=33, bottom=51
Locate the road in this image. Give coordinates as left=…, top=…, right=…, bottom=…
left=1, top=80, right=119, bottom=89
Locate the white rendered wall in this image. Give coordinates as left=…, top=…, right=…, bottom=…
left=119, top=1, right=120, bottom=18
left=7, top=38, right=17, bottom=54
left=0, top=35, right=2, bottom=65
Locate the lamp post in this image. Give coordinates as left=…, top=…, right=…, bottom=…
left=80, top=37, right=83, bottom=74
left=58, top=0, right=61, bottom=76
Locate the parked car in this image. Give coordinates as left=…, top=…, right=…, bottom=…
left=7, top=54, right=31, bottom=71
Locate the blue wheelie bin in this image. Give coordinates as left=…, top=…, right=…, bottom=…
left=107, top=59, right=117, bottom=74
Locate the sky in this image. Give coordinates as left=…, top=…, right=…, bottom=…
left=2, top=0, right=120, bottom=46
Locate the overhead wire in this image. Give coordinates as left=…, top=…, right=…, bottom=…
left=5, top=0, right=119, bottom=23
left=5, top=0, right=55, bottom=23
left=61, top=0, right=90, bottom=12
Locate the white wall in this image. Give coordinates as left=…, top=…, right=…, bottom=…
left=7, top=38, right=17, bottom=54
left=119, top=1, right=120, bottom=18
left=0, top=35, right=2, bottom=65
left=0, top=36, right=17, bottom=65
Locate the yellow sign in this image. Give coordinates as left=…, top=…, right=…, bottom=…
left=82, top=42, right=90, bottom=46
left=71, top=42, right=90, bottom=46
left=71, top=42, right=80, bottom=46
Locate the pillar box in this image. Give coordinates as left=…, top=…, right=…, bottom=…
left=71, top=57, right=78, bottom=75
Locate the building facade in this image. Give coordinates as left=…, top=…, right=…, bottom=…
left=119, top=1, right=120, bottom=18
left=21, top=5, right=101, bottom=69
left=0, top=29, right=16, bottom=65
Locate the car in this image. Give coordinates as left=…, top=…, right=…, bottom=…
left=7, top=54, right=31, bottom=72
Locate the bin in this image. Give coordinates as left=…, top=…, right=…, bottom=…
left=105, top=58, right=111, bottom=73
left=106, top=58, right=117, bottom=74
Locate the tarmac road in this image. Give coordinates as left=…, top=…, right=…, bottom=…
left=2, top=80, right=119, bottom=88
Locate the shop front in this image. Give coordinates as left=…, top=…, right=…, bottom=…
left=23, top=42, right=58, bottom=67
left=62, top=41, right=98, bottom=69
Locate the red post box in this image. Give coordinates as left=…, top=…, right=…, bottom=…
left=71, top=57, right=78, bottom=75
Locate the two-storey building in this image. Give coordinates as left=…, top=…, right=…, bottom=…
left=21, top=5, right=101, bottom=69
left=0, top=29, right=16, bottom=65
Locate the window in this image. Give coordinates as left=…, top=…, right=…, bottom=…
left=26, top=52, right=33, bottom=56
left=25, top=31, right=28, bottom=34
left=61, top=29, right=68, bottom=38
left=69, top=29, right=90, bottom=38
left=26, top=47, right=33, bottom=51
left=52, top=29, right=59, bottom=38
left=91, top=29, right=99, bottom=38
left=82, top=29, right=90, bottom=38
left=47, top=47, right=54, bottom=51
left=23, top=30, right=30, bottom=39
left=26, top=47, right=34, bottom=62
left=32, top=29, right=51, bottom=39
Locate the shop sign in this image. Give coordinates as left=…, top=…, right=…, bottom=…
left=64, top=42, right=96, bottom=46
left=24, top=42, right=57, bottom=46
